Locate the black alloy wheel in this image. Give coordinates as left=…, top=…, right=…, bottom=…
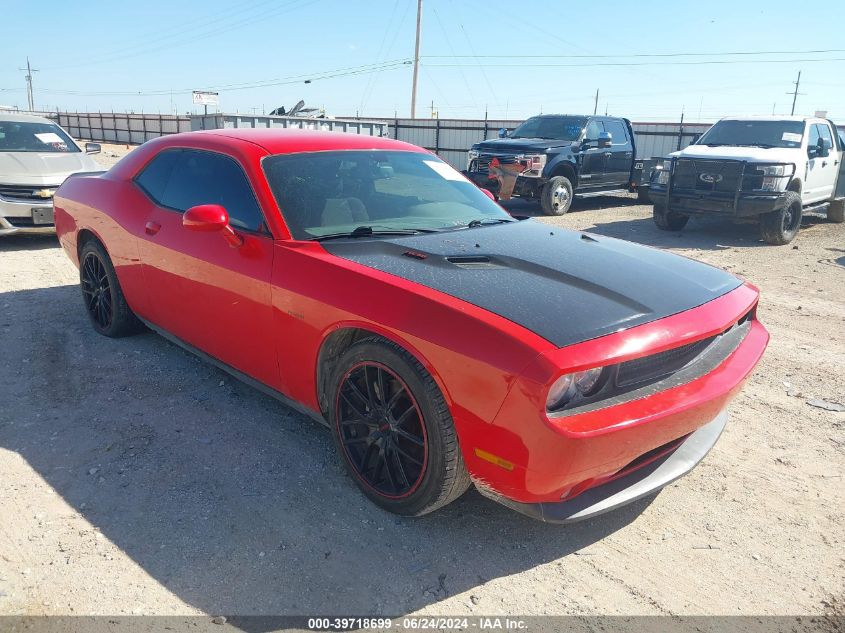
left=336, top=361, right=428, bottom=499
left=81, top=251, right=113, bottom=330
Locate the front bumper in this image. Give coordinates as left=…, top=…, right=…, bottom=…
left=649, top=186, right=786, bottom=218
left=464, top=170, right=544, bottom=198
left=480, top=410, right=726, bottom=523
left=0, top=198, right=56, bottom=236
left=462, top=284, right=767, bottom=517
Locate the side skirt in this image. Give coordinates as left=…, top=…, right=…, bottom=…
left=139, top=318, right=330, bottom=428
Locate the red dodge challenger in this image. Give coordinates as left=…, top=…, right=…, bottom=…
left=54, top=129, right=768, bottom=522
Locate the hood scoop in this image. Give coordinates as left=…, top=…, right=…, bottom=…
left=445, top=255, right=501, bottom=269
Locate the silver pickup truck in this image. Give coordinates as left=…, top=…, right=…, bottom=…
left=0, top=113, right=102, bottom=236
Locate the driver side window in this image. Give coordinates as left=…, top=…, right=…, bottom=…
left=136, top=149, right=268, bottom=233
left=807, top=124, right=821, bottom=153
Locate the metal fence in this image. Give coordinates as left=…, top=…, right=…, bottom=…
left=54, top=112, right=191, bottom=144
left=42, top=111, right=845, bottom=170
left=47, top=112, right=388, bottom=145
left=190, top=113, right=389, bottom=136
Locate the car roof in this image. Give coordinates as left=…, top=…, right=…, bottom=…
left=0, top=112, right=58, bottom=125
left=191, top=128, right=425, bottom=155
left=717, top=115, right=820, bottom=123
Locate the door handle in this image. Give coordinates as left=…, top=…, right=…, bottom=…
left=822, top=161, right=828, bottom=167
left=145, top=221, right=161, bottom=235
left=604, top=152, right=612, bottom=157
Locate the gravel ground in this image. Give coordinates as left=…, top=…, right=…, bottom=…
left=0, top=142, right=843, bottom=618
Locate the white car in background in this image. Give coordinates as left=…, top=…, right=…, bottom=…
left=0, top=113, right=102, bottom=236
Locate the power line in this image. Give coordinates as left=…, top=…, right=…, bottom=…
left=423, top=57, right=845, bottom=68
left=33, top=59, right=413, bottom=97
left=42, top=0, right=318, bottom=72
left=423, top=48, right=845, bottom=60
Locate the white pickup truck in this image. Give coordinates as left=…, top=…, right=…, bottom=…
left=648, top=116, right=845, bottom=244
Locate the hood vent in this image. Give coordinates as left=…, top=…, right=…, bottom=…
left=445, top=255, right=501, bottom=269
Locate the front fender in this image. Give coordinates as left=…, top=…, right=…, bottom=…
left=543, top=152, right=578, bottom=183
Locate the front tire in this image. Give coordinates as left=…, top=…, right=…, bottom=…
left=328, top=337, right=470, bottom=516
left=79, top=240, right=144, bottom=338
left=653, top=204, right=689, bottom=231
left=540, top=175, right=574, bottom=215
left=760, top=191, right=803, bottom=245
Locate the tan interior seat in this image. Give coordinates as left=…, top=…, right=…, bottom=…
left=321, top=197, right=368, bottom=227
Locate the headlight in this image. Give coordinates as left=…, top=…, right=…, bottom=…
left=467, top=149, right=479, bottom=170
left=654, top=159, right=672, bottom=185
left=513, top=153, right=547, bottom=177
left=754, top=164, right=790, bottom=192
left=546, top=367, right=605, bottom=411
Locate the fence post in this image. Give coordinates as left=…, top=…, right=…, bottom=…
left=394, top=118, right=398, bottom=140
left=435, top=116, right=441, bottom=155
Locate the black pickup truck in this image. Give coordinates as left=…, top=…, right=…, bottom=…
left=464, top=114, right=654, bottom=215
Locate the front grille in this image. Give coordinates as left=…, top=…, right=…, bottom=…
left=616, top=335, right=717, bottom=388
left=473, top=153, right=518, bottom=174
left=672, top=159, right=743, bottom=195
left=5, top=217, right=53, bottom=228
left=0, top=184, right=60, bottom=203
left=550, top=309, right=754, bottom=417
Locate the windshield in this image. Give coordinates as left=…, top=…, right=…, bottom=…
left=263, top=150, right=513, bottom=239
left=510, top=116, right=586, bottom=141
left=0, top=120, right=80, bottom=153
left=696, top=120, right=805, bottom=149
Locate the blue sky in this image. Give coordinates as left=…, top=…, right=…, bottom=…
left=1, top=0, right=844, bottom=122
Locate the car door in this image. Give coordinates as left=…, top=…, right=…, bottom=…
left=133, top=148, right=278, bottom=387
left=578, top=119, right=607, bottom=188
left=804, top=123, right=839, bottom=203
left=602, top=119, right=635, bottom=188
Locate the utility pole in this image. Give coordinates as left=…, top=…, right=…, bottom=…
left=19, top=57, right=38, bottom=111
left=788, top=70, right=803, bottom=116
left=593, top=88, right=599, bottom=115
left=410, top=0, right=423, bottom=118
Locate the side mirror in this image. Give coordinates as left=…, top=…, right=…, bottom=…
left=498, top=128, right=508, bottom=139
left=480, top=188, right=497, bottom=201
left=183, top=204, right=242, bottom=247
left=598, top=131, right=612, bottom=148
left=85, top=142, right=101, bottom=154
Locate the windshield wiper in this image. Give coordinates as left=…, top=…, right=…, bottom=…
left=311, top=226, right=424, bottom=241
left=466, top=218, right=516, bottom=229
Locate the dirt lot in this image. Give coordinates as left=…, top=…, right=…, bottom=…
left=0, top=142, right=843, bottom=618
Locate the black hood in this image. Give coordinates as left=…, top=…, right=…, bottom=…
left=476, top=138, right=576, bottom=153
left=321, top=221, right=742, bottom=348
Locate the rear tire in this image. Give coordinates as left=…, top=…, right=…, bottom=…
left=637, top=187, right=652, bottom=203
left=828, top=198, right=845, bottom=223
left=653, top=204, right=689, bottom=231
left=760, top=191, right=803, bottom=245
left=328, top=337, right=471, bottom=516
left=79, top=240, right=145, bottom=338
left=540, top=175, right=574, bottom=215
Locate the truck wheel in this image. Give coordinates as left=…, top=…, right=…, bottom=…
left=540, top=176, right=573, bottom=215
left=653, top=204, right=689, bottom=231
left=760, top=191, right=803, bottom=245
left=828, top=199, right=845, bottom=223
